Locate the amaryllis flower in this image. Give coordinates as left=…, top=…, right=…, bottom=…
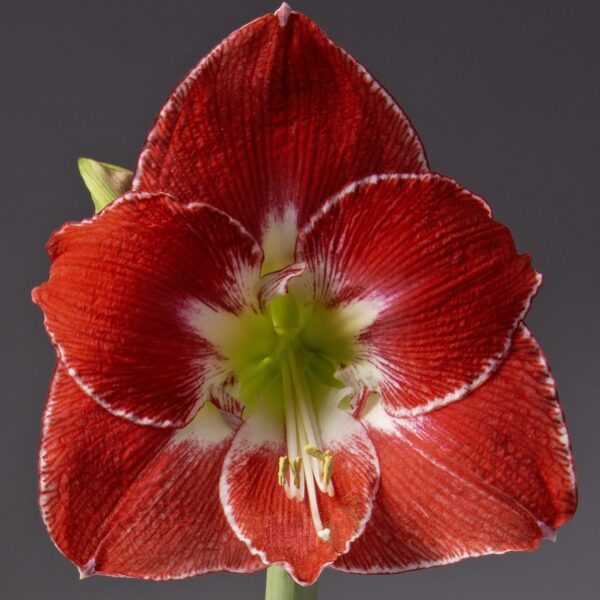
left=33, top=3, right=576, bottom=587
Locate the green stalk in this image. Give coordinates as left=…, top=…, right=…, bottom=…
left=265, top=566, right=318, bottom=600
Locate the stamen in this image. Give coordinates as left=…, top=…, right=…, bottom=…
left=278, top=456, right=290, bottom=486
left=322, top=454, right=334, bottom=487
left=278, top=345, right=335, bottom=540
left=290, top=457, right=303, bottom=488
left=305, top=444, right=334, bottom=488
left=300, top=429, right=329, bottom=542
left=305, top=444, right=328, bottom=461
left=288, top=352, right=331, bottom=492
left=281, top=355, right=302, bottom=497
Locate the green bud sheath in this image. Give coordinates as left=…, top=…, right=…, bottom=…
left=78, top=157, right=133, bottom=212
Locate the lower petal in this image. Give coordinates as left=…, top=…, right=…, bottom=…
left=336, top=327, right=576, bottom=574
left=40, top=364, right=261, bottom=578
left=220, top=405, right=379, bottom=584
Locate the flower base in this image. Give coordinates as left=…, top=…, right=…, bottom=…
left=265, top=566, right=318, bottom=600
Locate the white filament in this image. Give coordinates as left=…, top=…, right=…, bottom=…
left=281, top=351, right=333, bottom=540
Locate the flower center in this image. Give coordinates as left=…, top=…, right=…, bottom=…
left=191, top=274, right=380, bottom=541
left=231, top=292, right=358, bottom=541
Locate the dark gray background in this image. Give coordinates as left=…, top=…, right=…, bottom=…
left=2, top=1, right=598, bottom=598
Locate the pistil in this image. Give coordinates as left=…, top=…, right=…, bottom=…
left=279, top=347, right=334, bottom=541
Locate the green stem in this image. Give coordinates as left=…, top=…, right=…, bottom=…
left=265, top=566, right=318, bottom=600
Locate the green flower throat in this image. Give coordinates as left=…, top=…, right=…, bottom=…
left=214, top=289, right=371, bottom=541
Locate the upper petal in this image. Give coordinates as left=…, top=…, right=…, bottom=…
left=33, top=192, right=263, bottom=427
left=220, top=405, right=379, bottom=585
left=40, top=364, right=262, bottom=578
left=296, top=174, right=541, bottom=416
left=335, top=326, right=576, bottom=574
left=132, top=8, right=428, bottom=242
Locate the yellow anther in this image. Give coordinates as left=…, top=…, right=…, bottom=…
left=305, top=444, right=334, bottom=486
left=305, top=444, right=328, bottom=461
left=290, top=457, right=303, bottom=488
left=322, top=454, right=334, bottom=487
left=278, top=456, right=290, bottom=486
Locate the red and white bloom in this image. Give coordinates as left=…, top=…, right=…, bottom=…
left=33, top=4, right=576, bottom=586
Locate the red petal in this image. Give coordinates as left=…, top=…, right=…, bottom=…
left=297, top=174, right=541, bottom=416
left=220, top=407, right=379, bottom=584
left=335, top=327, right=576, bottom=574
left=258, top=261, right=306, bottom=309
left=132, top=9, right=428, bottom=241
left=40, top=364, right=262, bottom=578
left=33, top=193, right=262, bottom=427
